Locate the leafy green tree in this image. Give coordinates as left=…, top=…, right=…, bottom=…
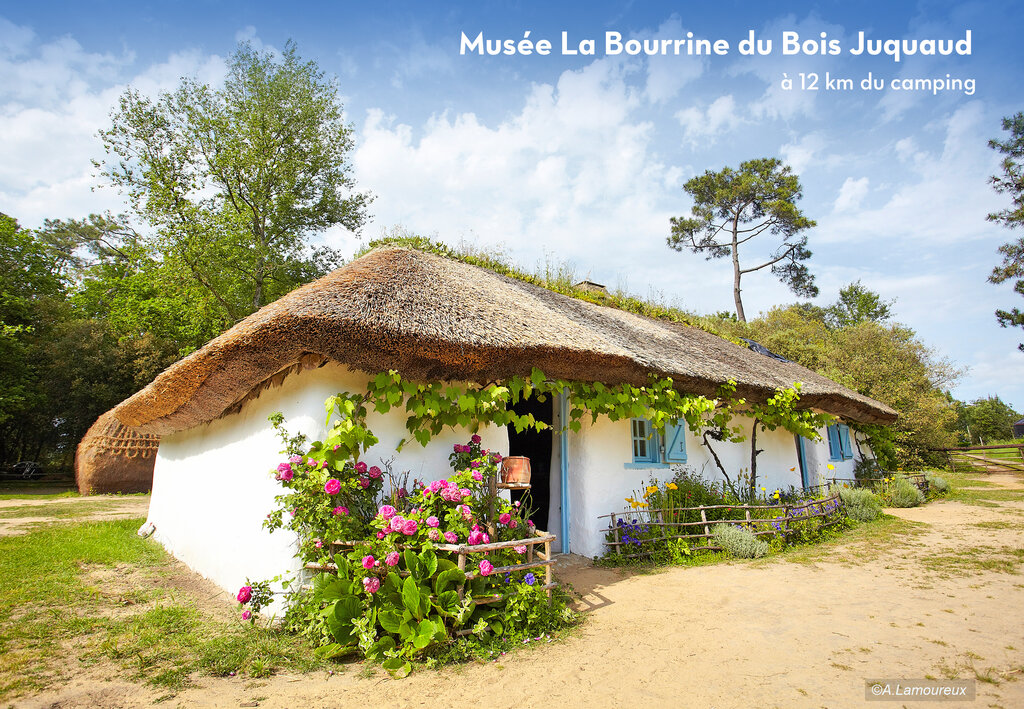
left=958, top=395, right=1020, bottom=445
left=97, top=40, right=372, bottom=324
left=987, top=112, right=1024, bottom=350
left=668, top=158, right=818, bottom=322
left=824, top=280, right=894, bottom=328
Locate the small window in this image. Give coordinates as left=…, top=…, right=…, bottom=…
left=827, top=423, right=854, bottom=461
left=631, top=418, right=660, bottom=464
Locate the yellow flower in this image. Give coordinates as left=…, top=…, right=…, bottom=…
left=827, top=464, right=835, bottom=471
left=646, top=485, right=659, bottom=495
left=638, top=502, right=649, bottom=508
left=666, top=483, right=678, bottom=490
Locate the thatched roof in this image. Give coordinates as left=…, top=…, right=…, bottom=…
left=113, top=247, right=897, bottom=435
left=75, top=410, right=160, bottom=495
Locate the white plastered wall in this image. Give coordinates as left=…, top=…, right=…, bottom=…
left=563, top=414, right=853, bottom=559
left=147, top=363, right=508, bottom=614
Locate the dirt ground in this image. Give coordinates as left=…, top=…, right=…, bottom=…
left=16, top=474, right=1024, bottom=709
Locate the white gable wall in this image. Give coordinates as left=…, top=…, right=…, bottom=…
left=147, top=363, right=508, bottom=612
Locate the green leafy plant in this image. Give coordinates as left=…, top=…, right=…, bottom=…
left=884, top=475, right=926, bottom=508
left=831, top=484, right=882, bottom=522
left=711, top=523, right=769, bottom=559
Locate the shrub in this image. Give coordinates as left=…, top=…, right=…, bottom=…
left=711, top=523, right=768, bottom=559
left=925, top=472, right=949, bottom=494
left=831, top=484, right=882, bottom=522
left=885, top=476, right=925, bottom=508
left=853, top=456, right=883, bottom=484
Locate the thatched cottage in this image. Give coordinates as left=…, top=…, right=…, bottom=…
left=102, top=247, right=895, bottom=597
left=75, top=410, right=160, bottom=495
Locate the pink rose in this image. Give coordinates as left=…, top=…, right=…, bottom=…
left=378, top=505, right=396, bottom=520
left=358, top=477, right=370, bottom=489
left=460, top=505, right=473, bottom=521
left=514, top=545, right=527, bottom=554
left=332, top=506, right=348, bottom=516
left=460, top=488, right=471, bottom=498
left=509, top=519, right=518, bottom=529
left=376, top=531, right=386, bottom=540
left=390, top=515, right=406, bottom=533
left=426, top=516, right=440, bottom=528
left=429, top=480, right=443, bottom=493
left=478, top=559, right=493, bottom=577
left=361, top=555, right=375, bottom=569
left=280, top=470, right=293, bottom=482
left=324, top=479, right=341, bottom=495
left=499, top=513, right=511, bottom=525
left=471, top=434, right=482, bottom=444
left=453, top=443, right=461, bottom=453
left=444, top=531, right=458, bottom=544
left=242, top=610, right=251, bottom=620
left=402, top=520, right=418, bottom=536
left=236, top=586, right=252, bottom=604
left=314, top=540, right=323, bottom=549
left=368, top=465, right=382, bottom=479
left=288, top=454, right=302, bottom=464
left=355, top=461, right=368, bottom=474
left=277, top=463, right=293, bottom=475
left=472, top=524, right=481, bottom=532
left=470, top=461, right=480, bottom=468
left=363, top=577, right=381, bottom=594
left=428, top=529, right=441, bottom=542
left=397, top=487, right=407, bottom=498
left=468, top=530, right=484, bottom=545
left=472, top=471, right=483, bottom=482
left=385, top=551, right=400, bottom=567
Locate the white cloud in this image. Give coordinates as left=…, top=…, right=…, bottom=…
left=779, top=132, right=827, bottom=174
left=674, top=95, right=741, bottom=144
left=642, top=15, right=706, bottom=104
left=833, top=176, right=870, bottom=212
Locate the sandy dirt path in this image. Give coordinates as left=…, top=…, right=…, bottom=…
left=18, top=477, right=1024, bottom=708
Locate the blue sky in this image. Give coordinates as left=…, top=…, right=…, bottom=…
left=2, top=1, right=1022, bottom=410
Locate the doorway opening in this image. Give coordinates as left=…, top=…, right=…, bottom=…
left=507, top=395, right=554, bottom=532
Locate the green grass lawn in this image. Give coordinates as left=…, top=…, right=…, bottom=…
left=0, top=518, right=324, bottom=702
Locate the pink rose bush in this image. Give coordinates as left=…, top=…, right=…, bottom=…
left=260, top=417, right=569, bottom=669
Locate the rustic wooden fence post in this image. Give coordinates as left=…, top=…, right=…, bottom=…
left=610, top=512, right=621, bottom=556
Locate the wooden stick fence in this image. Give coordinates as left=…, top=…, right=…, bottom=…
left=305, top=530, right=557, bottom=600
left=599, top=494, right=846, bottom=560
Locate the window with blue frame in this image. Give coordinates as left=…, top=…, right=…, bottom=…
left=630, top=418, right=687, bottom=466
left=827, top=423, right=855, bottom=461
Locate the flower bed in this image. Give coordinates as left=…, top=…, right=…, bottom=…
left=240, top=397, right=576, bottom=676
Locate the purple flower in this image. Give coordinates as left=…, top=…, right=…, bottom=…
left=426, top=516, right=440, bottom=528
left=324, top=479, right=341, bottom=495
left=385, top=551, right=400, bottom=567
left=524, top=573, right=536, bottom=586
left=361, top=555, right=375, bottom=569
left=479, top=559, right=494, bottom=576
left=236, top=586, right=252, bottom=604
left=363, top=577, right=381, bottom=594
left=471, top=434, right=482, bottom=444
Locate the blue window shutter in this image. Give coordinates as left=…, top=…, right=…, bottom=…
left=838, top=424, right=853, bottom=460
left=631, top=418, right=660, bottom=464
left=827, top=425, right=841, bottom=461
left=665, top=423, right=687, bottom=463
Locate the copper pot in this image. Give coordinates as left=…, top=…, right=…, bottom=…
left=500, top=456, right=531, bottom=484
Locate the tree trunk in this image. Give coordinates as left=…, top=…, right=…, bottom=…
left=731, top=211, right=746, bottom=322
left=749, top=419, right=761, bottom=500
left=702, top=431, right=739, bottom=498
